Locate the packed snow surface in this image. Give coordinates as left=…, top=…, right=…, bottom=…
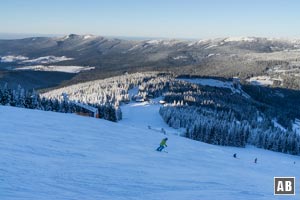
left=1, top=105, right=300, bottom=200
left=119, top=97, right=185, bottom=136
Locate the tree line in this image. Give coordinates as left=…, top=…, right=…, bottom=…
left=139, top=77, right=300, bottom=155
left=0, top=83, right=121, bottom=122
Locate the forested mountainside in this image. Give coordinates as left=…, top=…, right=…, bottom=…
left=1, top=35, right=300, bottom=90
left=4, top=72, right=295, bottom=155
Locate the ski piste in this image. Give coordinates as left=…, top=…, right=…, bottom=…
left=1, top=105, right=300, bottom=200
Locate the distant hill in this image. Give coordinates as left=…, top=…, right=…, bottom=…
left=0, top=32, right=63, bottom=39
left=0, top=34, right=300, bottom=89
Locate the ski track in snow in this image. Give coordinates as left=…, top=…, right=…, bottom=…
left=119, top=101, right=184, bottom=136
left=0, top=105, right=300, bottom=200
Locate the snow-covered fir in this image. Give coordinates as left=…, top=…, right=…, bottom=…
left=1, top=72, right=299, bottom=155
left=41, top=72, right=159, bottom=106
left=0, top=84, right=121, bottom=122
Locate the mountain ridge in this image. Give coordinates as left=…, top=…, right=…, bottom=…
left=1, top=34, right=300, bottom=90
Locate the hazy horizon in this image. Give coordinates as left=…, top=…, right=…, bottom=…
left=1, top=0, right=300, bottom=39
left=2, top=32, right=300, bottom=41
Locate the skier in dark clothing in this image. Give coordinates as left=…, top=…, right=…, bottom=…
left=156, top=138, right=168, bottom=152
left=254, top=158, right=257, bottom=164
left=233, top=153, right=237, bottom=158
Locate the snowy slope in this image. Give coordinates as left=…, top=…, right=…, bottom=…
left=119, top=100, right=185, bottom=136
left=179, top=78, right=234, bottom=89
left=248, top=76, right=274, bottom=86
left=179, top=78, right=251, bottom=98
left=1, top=105, right=300, bottom=200
left=121, top=88, right=184, bottom=135
left=0, top=55, right=73, bottom=64
left=15, top=65, right=95, bottom=73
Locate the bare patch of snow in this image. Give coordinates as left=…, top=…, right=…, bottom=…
left=188, top=40, right=209, bottom=46
left=128, top=44, right=140, bottom=51
left=248, top=76, right=274, bottom=86
left=205, top=44, right=218, bottom=49
left=180, top=78, right=233, bottom=89
left=173, top=55, right=188, bottom=60
left=224, top=37, right=256, bottom=42
left=187, top=42, right=196, bottom=47
left=0, top=55, right=73, bottom=64
left=145, top=39, right=178, bottom=46
left=83, top=34, right=94, bottom=40
left=14, top=65, right=95, bottom=73
left=0, top=55, right=28, bottom=62
left=179, top=78, right=251, bottom=98
left=22, top=56, right=73, bottom=64
left=146, top=40, right=161, bottom=45
left=61, top=35, right=70, bottom=40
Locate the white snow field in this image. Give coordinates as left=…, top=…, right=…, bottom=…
left=0, top=55, right=73, bottom=64
left=119, top=98, right=185, bottom=136
left=179, top=78, right=251, bottom=98
left=15, top=65, right=95, bottom=73
left=179, top=78, right=234, bottom=89
left=1, top=105, right=300, bottom=200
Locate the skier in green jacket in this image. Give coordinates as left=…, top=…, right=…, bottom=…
left=156, top=138, right=168, bottom=151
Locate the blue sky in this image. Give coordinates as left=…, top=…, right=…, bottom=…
left=0, top=0, right=299, bottom=39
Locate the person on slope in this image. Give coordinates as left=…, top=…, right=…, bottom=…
left=156, top=138, right=168, bottom=152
